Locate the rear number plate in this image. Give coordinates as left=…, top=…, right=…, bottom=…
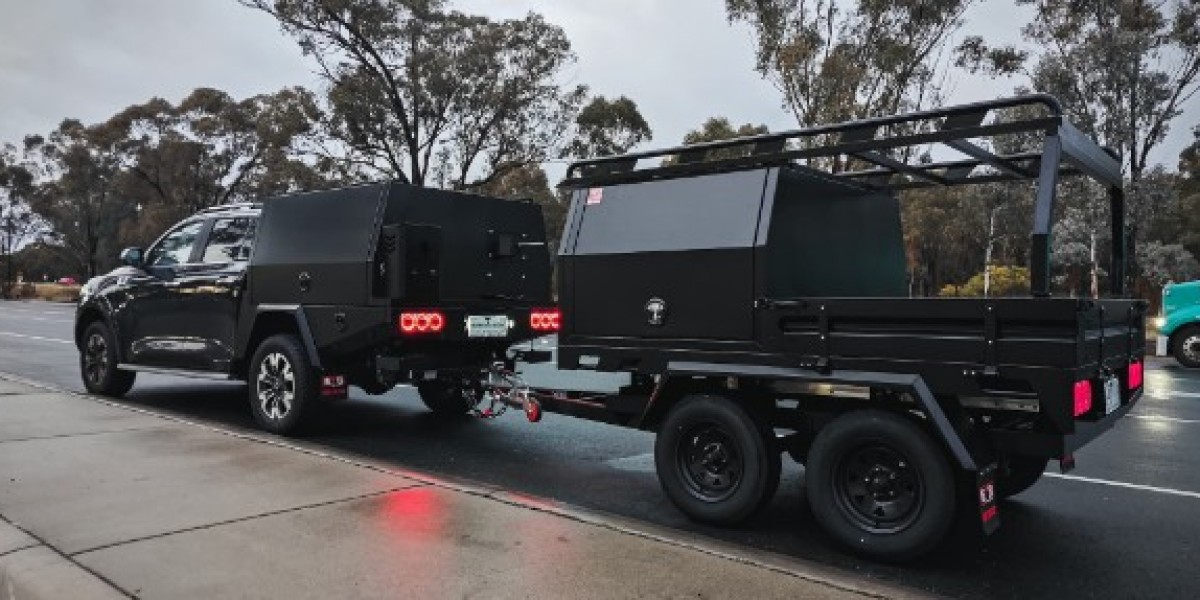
left=1104, top=377, right=1121, bottom=414
left=467, top=315, right=510, bottom=338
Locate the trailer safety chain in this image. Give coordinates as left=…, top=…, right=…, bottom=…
left=471, top=362, right=543, bottom=422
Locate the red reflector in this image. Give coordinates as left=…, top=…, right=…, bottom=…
left=399, top=311, right=445, bottom=335
left=1073, top=380, right=1093, bottom=418
left=981, top=505, right=998, bottom=524
left=530, top=308, right=561, bottom=332
left=1128, top=360, right=1143, bottom=391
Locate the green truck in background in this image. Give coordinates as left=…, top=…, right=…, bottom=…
left=1158, top=281, right=1200, bottom=367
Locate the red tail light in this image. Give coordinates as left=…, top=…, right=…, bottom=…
left=399, top=311, right=445, bottom=335
left=530, top=308, right=561, bottom=332
left=1128, top=360, right=1143, bottom=391
left=1073, top=380, right=1093, bottom=418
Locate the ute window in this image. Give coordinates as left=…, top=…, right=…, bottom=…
left=146, top=221, right=205, bottom=267
left=201, top=217, right=257, bottom=264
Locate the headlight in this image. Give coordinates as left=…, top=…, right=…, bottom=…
left=1154, top=317, right=1166, bottom=329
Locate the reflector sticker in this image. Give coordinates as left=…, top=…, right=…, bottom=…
left=586, top=187, right=604, bottom=205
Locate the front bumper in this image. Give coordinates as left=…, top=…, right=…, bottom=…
left=1156, top=335, right=1168, bottom=357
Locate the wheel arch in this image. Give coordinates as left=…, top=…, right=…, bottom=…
left=74, top=305, right=109, bottom=350
left=234, top=308, right=322, bottom=379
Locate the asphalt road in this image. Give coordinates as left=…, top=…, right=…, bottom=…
left=2, top=299, right=1198, bottom=599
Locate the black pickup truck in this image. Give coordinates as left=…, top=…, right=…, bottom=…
left=75, top=182, right=553, bottom=434
left=538, top=95, right=1146, bottom=561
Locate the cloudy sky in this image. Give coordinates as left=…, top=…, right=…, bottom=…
left=2, top=0, right=1196, bottom=174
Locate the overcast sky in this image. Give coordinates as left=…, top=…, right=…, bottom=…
left=2, top=0, right=1196, bottom=174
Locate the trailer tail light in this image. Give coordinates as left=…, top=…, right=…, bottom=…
left=530, top=308, right=561, bottom=332
left=1128, top=360, right=1143, bottom=391
left=399, top=311, right=445, bottom=335
left=1073, top=380, right=1093, bottom=418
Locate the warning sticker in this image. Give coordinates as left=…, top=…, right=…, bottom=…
left=586, top=187, right=604, bottom=205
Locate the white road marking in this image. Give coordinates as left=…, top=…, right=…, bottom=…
left=0, top=331, right=73, bottom=345
left=1131, top=414, right=1200, bottom=424
left=1044, top=473, right=1200, bottom=500
left=0, top=314, right=71, bottom=323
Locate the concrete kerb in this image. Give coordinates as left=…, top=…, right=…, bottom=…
left=0, top=516, right=129, bottom=599
left=0, top=370, right=911, bottom=600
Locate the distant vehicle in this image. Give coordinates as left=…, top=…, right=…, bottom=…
left=56, top=277, right=78, bottom=285
left=74, top=183, right=552, bottom=434
left=1157, top=280, right=1200, bottom=367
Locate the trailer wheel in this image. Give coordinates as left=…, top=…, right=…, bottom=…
left=80, top=321, right=136, bottom=397
left=806, top=410, right=955, bottom=562
left=248, top=334, right=318, bottom=436
left=655, top=394, right=781, bottom=525
left=997, top=455, right=1048, bottom=499
left=417, top=379, right=474, bottom=417
left=1171, top=326, right=1200, bottom=368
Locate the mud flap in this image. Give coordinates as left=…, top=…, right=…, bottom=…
left=977, top=463, right=1000, bottom=535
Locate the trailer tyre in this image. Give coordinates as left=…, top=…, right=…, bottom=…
left=248, top=334, right=318, bottom=436
left=997, top=455, right=1048, bottom=499
left=655, top=394, right=781, bottom=525
left=806, top=410, right=955, bottom=562
left=80, top=321, right=136, bottom=397
left=417, top=380, right=474, bottom=417
left=1170, top=326, right=1200, bottom=368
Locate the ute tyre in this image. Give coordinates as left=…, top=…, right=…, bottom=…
left=997, top=455, right=1048, bottom=499
left=79, top=321, right=136, bottom=396
left=655, top=394, right=782, bottom=525
left=248, top=335, right=318, bottom=436
left=1171, top=326, right=1200, bottom=368
left=417, top=380, right=473, bottom=417
left=806, top=410, right=955, bottom=562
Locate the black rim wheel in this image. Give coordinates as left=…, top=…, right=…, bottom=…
left=676, top=420, right=744, bottom=503
left=833, top=443, right=924, bottom=534
left=84, top=332, right=109, bottom=386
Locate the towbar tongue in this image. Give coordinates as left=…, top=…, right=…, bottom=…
left=474, top=362, right=543, bottom=423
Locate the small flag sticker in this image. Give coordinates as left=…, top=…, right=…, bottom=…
left=586, top=187, right=604, bottom=205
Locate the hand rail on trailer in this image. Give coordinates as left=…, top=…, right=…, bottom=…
left=559, top=94, right=1128, bottom=298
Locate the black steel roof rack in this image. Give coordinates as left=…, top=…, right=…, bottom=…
left=560, top=94, right=1127, bottom=298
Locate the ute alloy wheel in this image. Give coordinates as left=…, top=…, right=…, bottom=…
left=655, top=394, right=781, bottom=525
left=806, top=410, right=955, bottom=562
left=79, top=321, right=135, bottom=396
left=256, top=352, right=296, bottom=421
left=249, top=334, right=317, bottom=435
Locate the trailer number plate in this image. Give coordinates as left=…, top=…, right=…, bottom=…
left=1104, top=377, right=1121, bottom=414
left=467, top=315, right=510, bottom=338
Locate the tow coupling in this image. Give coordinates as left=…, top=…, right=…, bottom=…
left=468, top=362, right=543, bottom=423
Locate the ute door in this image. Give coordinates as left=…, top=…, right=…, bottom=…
left=172, top=216, right=258, bottom=372
left=122, top=219, right=206, bottom=368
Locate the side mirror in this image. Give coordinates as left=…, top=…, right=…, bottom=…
left=119, top=247, right=144, bottom=268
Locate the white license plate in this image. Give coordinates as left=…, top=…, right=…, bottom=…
left=1104, top=377, right=1121, bottom=414
left=467, top=315, right=510, bottom=338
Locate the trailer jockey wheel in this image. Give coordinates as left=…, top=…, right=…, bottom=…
left=655, top=394, right=781, bottom=525
left=806, top=410, right=955, bottom=562
left=417, top=378, right=477, bottom=418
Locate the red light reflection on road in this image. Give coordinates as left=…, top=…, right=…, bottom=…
left=380, top=487, right=447, bottom=543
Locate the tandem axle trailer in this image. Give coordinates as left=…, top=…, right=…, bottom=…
left=487, top=95, right=1145, bottom=562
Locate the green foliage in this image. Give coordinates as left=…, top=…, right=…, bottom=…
left=565, top=96, right=652, bottom=159
left=661, top=117, right=768, bottom=165
left=726, top=0, right=976, bottom=125
left=242, top=0, right=593, bottom=189
left=940, top=265, right=1031, bottom=297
